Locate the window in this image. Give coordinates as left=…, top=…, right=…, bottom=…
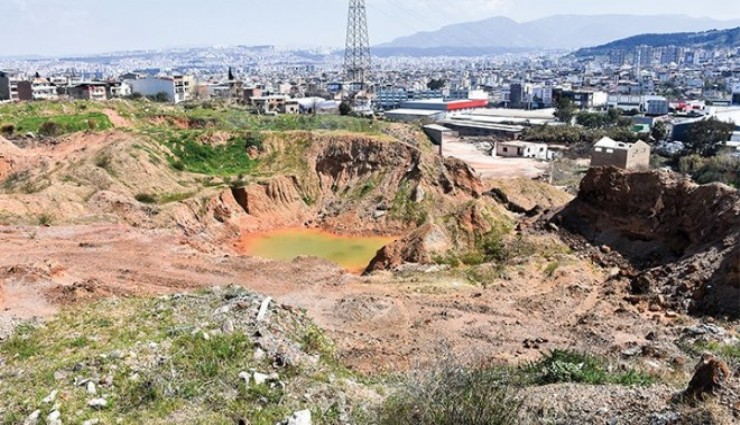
left=503, top=147, right=508, bottom=152
left=595, top=147, right=603, bottom=152
left=606, top=149, right=614, bottom=153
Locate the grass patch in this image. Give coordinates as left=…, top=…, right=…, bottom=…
left=163, top=131, right=258, bottom=177
left=14, top=113, right=112, bottom=136
left=523, top=349, right=655, bottom=387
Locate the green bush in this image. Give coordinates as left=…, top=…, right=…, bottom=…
left=524, top=350, right=654, bottom=386
left=679, top=154, right=740, bottom=187
left=378, top=354, right=522, bottom=425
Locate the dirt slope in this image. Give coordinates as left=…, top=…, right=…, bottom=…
left=554, top=167, right=740, bottom=317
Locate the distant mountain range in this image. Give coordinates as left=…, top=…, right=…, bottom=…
left=573, top=27, right=740, bottom=57
left=376, top=14, right=740, bottom=54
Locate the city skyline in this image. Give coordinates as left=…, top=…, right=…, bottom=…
left=2, top=0, right=740, bottom=56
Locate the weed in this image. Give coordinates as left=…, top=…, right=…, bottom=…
left=37, top=213, right=53, bottom=226
left=544, top=262, right=560, bottom=277
left=94, top=153, right=113, bottom=173
left=378, top=351, right=522, bottom=425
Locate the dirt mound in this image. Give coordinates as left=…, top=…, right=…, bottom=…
left=46, top=278, right=114, bottom=304
left=554, top=167, right=740, bottom=317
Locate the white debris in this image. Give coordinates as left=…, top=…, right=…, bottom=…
left=87, top=398, right=108, bottom=409
left=257, top=297, right=273, bottom=322
left=287, top=409, right=312, bottom=425
left=23, top=410, right=40, bottom=425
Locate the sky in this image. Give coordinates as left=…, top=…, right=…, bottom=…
left=1, top=0, right=740, bottom=56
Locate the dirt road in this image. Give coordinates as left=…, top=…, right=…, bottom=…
left=443, top=140, right=549, bottom=179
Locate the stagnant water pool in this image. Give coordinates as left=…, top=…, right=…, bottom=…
left=239, top=228, right=397, bottom=272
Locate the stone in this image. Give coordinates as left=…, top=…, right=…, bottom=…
left=87, top=381, right=97, bottom=395
left=88, top=398, right=108, bottom=409
left=222, top=320, right=235, bottom=334
left=238, top=371, right=250, bottom=384
left=257, top=297, right=272, bottom=322
left=42, top=390, right=58, bottom=404
left=46, top=411, right=61, bottom=425
left=23, top=410, right=40, bottom=425
left=253, top=348, right=266, bottom=362
left=82, top=420, right=101, bottom=425
left=621, top=346, right=642, bottom=357
left=287, top=410, right=312, bottom=425
left=252, top=372, right=269, bottom=385
left=373, top=210, right=387, bottom=219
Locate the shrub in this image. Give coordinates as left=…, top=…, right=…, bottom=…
left=378, top=353, right=522, bottom=425
left=135, top=193, right=157, bottom=204
left=679, top=154, right=740, bottom=187
left=38, top=121, right=60, bottom=137
left=0, top=124, right=14, bottom=136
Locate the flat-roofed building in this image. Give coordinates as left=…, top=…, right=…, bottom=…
left=590, top=137, right=650, bottom=170
left=496, top=141, right=549, bottom=160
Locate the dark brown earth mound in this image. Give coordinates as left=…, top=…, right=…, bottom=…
left=554, top=167, right=739, bottom=318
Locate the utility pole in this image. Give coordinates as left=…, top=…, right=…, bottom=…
left=343, top=0, right=371, bottom=100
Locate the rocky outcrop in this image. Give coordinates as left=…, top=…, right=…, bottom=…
left=555, top=167, right=740, bottom=317
left=684, top=353, right=733, bottom=401
left=365, top=223, right=450, bottom=272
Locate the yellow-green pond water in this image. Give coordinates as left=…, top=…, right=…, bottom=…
left=241, top=228, right=396, bottom=272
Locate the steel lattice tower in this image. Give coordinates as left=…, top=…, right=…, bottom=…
left=343, top=0, right=371, bottom=90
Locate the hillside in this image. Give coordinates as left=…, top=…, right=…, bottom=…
left=1, top=101, right=739, bottom=424
left=377, top=14, right=740, bottom=52
left=574, top=27, right=740, bottom=57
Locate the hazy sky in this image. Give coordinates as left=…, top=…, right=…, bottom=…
left=2, top=0, right=740, bottom=56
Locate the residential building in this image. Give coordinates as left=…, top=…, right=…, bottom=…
left=496, top=141, right=549, bottom=160
left=67, top=83, right=108, bottom=101
left=0, top=71, right=23, bottom=101
left=125, top=76, right=191, bottom=103
left=590, top=137, right=650, bottom=170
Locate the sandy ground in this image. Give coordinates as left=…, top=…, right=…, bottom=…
left=0, top=224, right=672, bottom=374
left=442, top=140, right=549, bottom=179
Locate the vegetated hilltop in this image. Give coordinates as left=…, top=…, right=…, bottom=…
left=377, top=14, right=740, bottom=52
left=574, top=27, right=740, bottom=58
left=553, top=166, right=740, bottom=318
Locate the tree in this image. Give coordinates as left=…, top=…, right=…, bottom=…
left=554, top=97, right=577, bottom=124
left=650, top=121, right=668, bottom=142
left=427, top=78, right=446, bottom=91
left=153, top=92, right=170, bottom=103
left=339, top=101, right=352, bottom=116
left=682, top=117, right=734, bottom=157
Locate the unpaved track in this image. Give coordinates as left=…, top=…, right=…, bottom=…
left=0, top=224, right=670, bottom=374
